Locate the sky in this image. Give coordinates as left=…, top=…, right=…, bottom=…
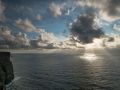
left=0, top=0, right=120, bottom=48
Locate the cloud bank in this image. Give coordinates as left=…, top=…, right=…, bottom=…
left=0, top=26, right=61, bottom=49
left=0, top=26, right=30, bottom=48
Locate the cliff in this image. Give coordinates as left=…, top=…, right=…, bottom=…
left=0, top=52, right=14, bottom=90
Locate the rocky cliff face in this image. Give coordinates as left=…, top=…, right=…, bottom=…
left=0, top=52, right=14, bottom=90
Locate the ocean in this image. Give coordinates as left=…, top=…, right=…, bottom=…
left=7, top=48, right=120, bottom=90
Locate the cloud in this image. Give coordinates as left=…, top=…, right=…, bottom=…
left=36, top=28, right=57, bottom=43
left=36, top=14, right=43, bottom=20
left=75, top=0, right=106, bottom=8
left=70, top=13, right=104, bottom=44
left=105, top=0, right=120, bottom=19
left=32, top=28, right=78, bottom=49
left=113, top=24, right=120, bottom=31
left=0, top=26, right=30, bottom=47
left=0, top=0, right=5, bottom=21
left=65, top=9, right=70, bottom=16
left=0, top=26, right=15, bottom=45
left=0, top=26, right=84, bottom=49
left=15, top=18, right=36, bottom=32
left=48, top=1, right=76, bottom=17
left=75, top=0, right=120, bottom=22
left=49, top=2, right=63, bottom=17
left=14, top=32, right=30, bottom=47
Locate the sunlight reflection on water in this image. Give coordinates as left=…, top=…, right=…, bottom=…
left=80, top=53, right=99, bottom=62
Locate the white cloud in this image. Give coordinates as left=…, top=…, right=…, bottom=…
left=113, top=24, right=120, bottom=31
left=0, top=0, right=5, bottom=21
left=36, top=28, right=58, bottom=43
left=15, top=32, right=30, bottom=47
left=33, top=28, right=75, bottom=49
left=16, top=18, right=36, bottom=32
left=75, top=0, right=106, bottom=9
left=0, top=27, right=15, bottom=43
left=49, top=2, right=63, bottom=17
left=65, top=9, right=70, bottom=16
left=36, top=14, right=43, bottom=20
left=0, top=26, right=30, bottom=47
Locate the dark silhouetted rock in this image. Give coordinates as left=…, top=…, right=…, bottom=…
left=0, top=52, right=14, bottom=90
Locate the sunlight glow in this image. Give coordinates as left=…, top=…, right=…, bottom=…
left=85, top=38, right=104, bottom=49
left=80, top=53, right=98, bottom=62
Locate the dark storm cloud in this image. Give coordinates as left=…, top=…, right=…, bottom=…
left=70, top=14, right=104, bottom=44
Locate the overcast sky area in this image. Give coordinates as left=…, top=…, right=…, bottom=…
left=0, top=0, right=120, bottom=48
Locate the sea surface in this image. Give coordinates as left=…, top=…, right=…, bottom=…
left=7, top=48, right=120, bottom=90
